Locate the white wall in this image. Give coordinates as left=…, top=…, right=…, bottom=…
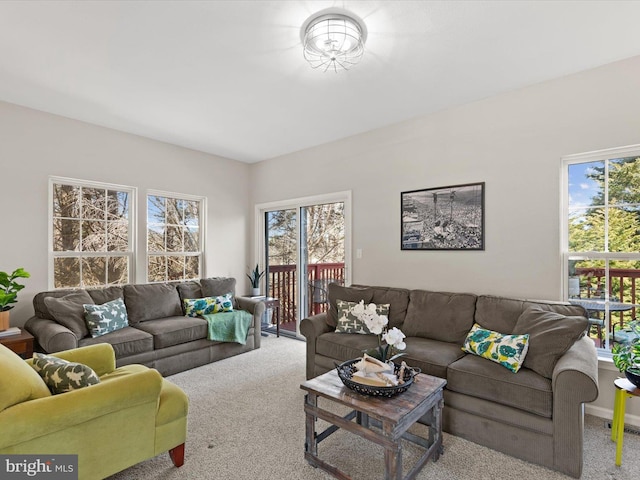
left=250, top=55, right=640, bottom=422
left=0, top=101, right=252, bottom=327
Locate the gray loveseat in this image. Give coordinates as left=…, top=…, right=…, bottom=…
left=24, top=277, right=265, bottom=376
left=300, top=284, right=599, bottom=478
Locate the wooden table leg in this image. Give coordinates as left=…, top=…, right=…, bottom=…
left=383, top=421, right=402, bottom=480
left=305, top=393, right=318, bottom=458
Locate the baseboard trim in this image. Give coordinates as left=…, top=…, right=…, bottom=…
left=586, top=404, right=640, bottom=428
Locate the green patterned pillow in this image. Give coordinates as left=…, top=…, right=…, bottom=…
left=31, top=353, right=100, bottom=394
left=462, top=323, right=529, bottom=373
left=184, top=293, right=234, bottom=317
left=83, top=298, right=129, bottom=338
left=335, top=300, right=390, bottom=334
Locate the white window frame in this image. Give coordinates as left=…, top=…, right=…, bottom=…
left=146, top=189, right=206, bottom=283
left=561, top=144, right=640, bottom=354
left=49, top=176, right=136, bottom=289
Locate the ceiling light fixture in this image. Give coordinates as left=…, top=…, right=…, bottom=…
left=301, top=11, right=367, bottom=72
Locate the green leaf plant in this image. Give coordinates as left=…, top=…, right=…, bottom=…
left=612, top=320, right=640, bottom=374
left=0, top=267, right=31, bottom=312
left=246, top=264, right=264, bottom=288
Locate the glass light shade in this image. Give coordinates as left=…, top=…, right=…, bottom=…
left=302, top=13, right=366, bottom=72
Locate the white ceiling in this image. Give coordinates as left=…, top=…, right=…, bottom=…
left=1, top=1, right=640, bottom=163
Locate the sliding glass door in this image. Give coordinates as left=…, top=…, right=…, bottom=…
left=260, top=193, right=350, bottom=337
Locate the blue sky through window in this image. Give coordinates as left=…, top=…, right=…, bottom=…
left=568, top=161, right=603, bottom=209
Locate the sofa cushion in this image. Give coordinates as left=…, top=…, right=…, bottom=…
left=133, top=316, right=208, bottom=349
left=79, top=326, right=154, bottom=358
left=327, top=284, right=373, bottom=328
left=83, top=298, right=130, bottom=338
left=32, top=289, right=79, bottom=321
left=87, top=286, right=123, bottom=305
left=176, top=281, right=203, bottom=302
left=0, top=344, right=51, bottom=411
left=462, top=323, right=529, bottom=373
left=123, top=283, right=183, bottom=324
left=512, top=306, right=589, bottom=379
left=447, top=354, right=553, bottom=418
left=474, top=295, right=586, bottom=335
left=402, top=337, right=466, bottom=379
left=31, top=353, right=100, bottom=394
left=43, top=291, right=94, bottom=339
left=334, top=300, right=389, bottom=334
left=403, top=290, right=477, bottom=344
left=200, top=277, right=236, bottom=297
left=316, top=331, right=379, bottom=362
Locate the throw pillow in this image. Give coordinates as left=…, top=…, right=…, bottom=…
left=512, top=306, right=589, bottom=378
left=327, top=284, right=373, bottom=328
left=83, top=298, right=129, bottom=338
left=43, top=291, right=94, bottom=339
left=462, top=323, right=529, bottom=373
left=335, top=300, right=390, bottom=334
left=31, top=353, right=100, bottom=394
left=184, top=294, right=234, bottom=317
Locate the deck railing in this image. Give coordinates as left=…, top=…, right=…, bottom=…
left=575, top=267, right=639, bottom=336
left=267, top=263, right=345, bottom=324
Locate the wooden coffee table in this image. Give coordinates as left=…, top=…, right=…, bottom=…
left=300, top=369, right=446, bottom=480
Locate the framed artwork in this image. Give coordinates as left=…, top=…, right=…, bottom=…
left=401, top=182, right=485, bottom=250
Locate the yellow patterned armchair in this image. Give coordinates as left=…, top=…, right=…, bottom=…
left=0, top=342, right=188, bottom=479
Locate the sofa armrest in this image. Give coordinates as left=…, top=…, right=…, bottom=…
left=24, top=316, right=78, bottom=354
left=26, top=344, right=117, bottom=377
left=300, top=313, right=333, bottom=379
left=236, top=296, right=266, bottom=348
left=300, top=312, right=332, bottom=340
left=551, top=336, right=599, bottom=477
left=0, top=367, right=163, bottom=449
left=236, top=296, right=265, bottom=316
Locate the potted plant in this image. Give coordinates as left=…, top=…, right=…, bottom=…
left=612, top=320, right=640, bottom=388
left=246, top=264, right=264, bottom=296
left=0, top=267, right=31, bottom=330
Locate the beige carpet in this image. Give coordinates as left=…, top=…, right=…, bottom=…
left=108, top=335, right=640, bottom=480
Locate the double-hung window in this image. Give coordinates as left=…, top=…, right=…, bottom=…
left=147, top=191, right=204, bottom=282
left=562, top=145, right=640, bottom=352
left=50, top=177, right=135, bottom=288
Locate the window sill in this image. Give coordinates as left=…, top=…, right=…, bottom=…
left=597, top=354, right=619, bottom=372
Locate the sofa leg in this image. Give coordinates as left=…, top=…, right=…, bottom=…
left=169, top=443, right=185, bottom=467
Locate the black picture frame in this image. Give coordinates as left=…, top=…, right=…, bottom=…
left=401, top=182, right=485, bottom=250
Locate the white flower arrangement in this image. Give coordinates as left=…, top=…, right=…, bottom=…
left=352, top=300, right=406, bottom=362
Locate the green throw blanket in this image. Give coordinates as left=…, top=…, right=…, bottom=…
left=202, top=310, right=253, bottom=345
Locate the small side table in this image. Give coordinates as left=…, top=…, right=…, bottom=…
left=611, top=377, right=640, bottom=466
left=0, top=329, right=34, bottom=359
left=262, top=297, right=281, bottom=337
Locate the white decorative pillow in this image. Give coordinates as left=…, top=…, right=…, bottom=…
left=83, top=298, right=129, bottom=338
left=335, top=300, right=390, bottom=334
left=462, top=323, right=529, bottom=373
left=31, top=353, right=100, bottom=394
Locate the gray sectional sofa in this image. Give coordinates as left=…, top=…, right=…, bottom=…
left=300, top=284, right=599, bottom=478
left=24, top=277, right=265, bottom=376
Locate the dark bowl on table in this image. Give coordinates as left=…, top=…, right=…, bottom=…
left=625, top=369, right=640, bottom=388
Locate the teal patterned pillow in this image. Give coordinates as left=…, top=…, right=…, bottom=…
left=334, top=300, right=390, bottom=334
left=184, top=293, right=234, bottom=317
left=462, top=323, right=530, bottom=373
left=31, top=353, right=100, bottom=394
left=83, top=298, right=129, bottom=338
